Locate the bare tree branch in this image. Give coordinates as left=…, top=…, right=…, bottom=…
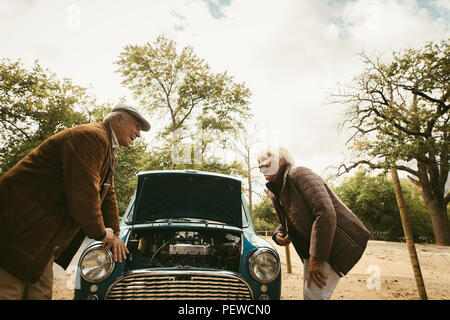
left=407, top=175, right=422, bottom=189
left=337, top=159, right=419, bottom=177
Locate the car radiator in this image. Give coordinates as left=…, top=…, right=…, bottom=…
left=105, top=270, right=253, bottom=300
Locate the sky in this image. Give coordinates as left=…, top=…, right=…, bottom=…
left=1, top=0, right=449, bottom=179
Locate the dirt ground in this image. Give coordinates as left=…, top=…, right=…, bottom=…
left=52, top=238, right=450, bottom=300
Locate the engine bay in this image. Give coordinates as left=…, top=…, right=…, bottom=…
left=126, top=228, right=242, bottom=272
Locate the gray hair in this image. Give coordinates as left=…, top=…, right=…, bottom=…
left=257, top=146, right=295, bottom=166
left=104, top=110, right=131, bottom=123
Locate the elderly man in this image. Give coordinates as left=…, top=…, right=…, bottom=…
left=257, top=146, right=370, bottom=300
left=0, top=104, right=150, bottom=300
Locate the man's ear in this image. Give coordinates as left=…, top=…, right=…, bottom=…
left=115, top=113, right=124, bottom=126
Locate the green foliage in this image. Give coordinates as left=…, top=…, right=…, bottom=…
left=333, top=169, right=434, bottom=243
left=116, top=35, right=251, bottom=133
left=334, top=39, right=449, bottom=172
left=114, top=140, right=149, bottom=215
left=252, top=196, right=279, bottom=232
left=113, top=34, right=257, bottom=208
left=1, top=38, right=256, bottom=220
left=115, top=35, right=252, bottom=169
left=0, top=59, right=110, bottom=175
left=331, top=39, right=449, bottom=244
left=0, top=59, right=142, bottom=213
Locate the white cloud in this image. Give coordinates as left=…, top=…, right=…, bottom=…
left=1, top=0, right=448, bottom=175
left=336, top=0, right=447, bottom=50
left=435, top=0, right=450, bottom=12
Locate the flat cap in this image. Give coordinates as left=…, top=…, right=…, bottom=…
left=112, top=104, right=151, bottom=131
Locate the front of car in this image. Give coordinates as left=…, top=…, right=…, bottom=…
left=74, top=170, right=281, bottom=300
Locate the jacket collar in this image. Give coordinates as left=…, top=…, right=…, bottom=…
left=100, top=121, right=115, bottom=167
left=264, top=164, right=293, bottom=200
left=110, top=127, right=120, bottom=154
left=100, top=120, right=113, bottom=142
left=281, top=164, right=292, bottom=194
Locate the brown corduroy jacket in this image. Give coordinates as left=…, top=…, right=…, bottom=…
left=0, top=121, right=120, bottom=283
left=267, top=165, right=371, bottom=276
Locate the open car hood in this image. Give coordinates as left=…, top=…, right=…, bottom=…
left=132, top=170, right=243, bottom=228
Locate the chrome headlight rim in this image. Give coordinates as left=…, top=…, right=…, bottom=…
left=78, top=243, right=115, bottom=283
left=249, top=248, right=280, bottom=284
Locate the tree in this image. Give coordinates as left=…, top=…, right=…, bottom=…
left=114, top=140, right=149, bottom=215
left=0, top=59, right=102, bottom=175
left=333, top=169, right=434, bottom=242
left=330, top=39, right=450, bottom=245
left=232, top=124, right=266, bottom=216
left=115, top=35, right=252, bottom=170
left=0, top=59, right=149, bottom=212
left=252, top=196, right=279, bottom=233
left=334, top=169, right=398, bottom=239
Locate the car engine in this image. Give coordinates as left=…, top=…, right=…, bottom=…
left=126, top=228, right=242, bottom=272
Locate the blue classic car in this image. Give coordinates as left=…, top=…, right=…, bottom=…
left=74, top=170, right=281, bottom=300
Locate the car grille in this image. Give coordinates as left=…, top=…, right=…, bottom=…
left=105, top=270, right=253, bottom=300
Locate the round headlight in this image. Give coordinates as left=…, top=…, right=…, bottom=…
left=249, top=248, right=280, bottom=283
left=79, top=244, right=114, bottom=283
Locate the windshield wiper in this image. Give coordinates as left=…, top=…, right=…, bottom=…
left=135, top=217, right=227, bottom=225
left=137, top=218, right=193, bottom=224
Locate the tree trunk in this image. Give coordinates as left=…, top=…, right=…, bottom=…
left=247, top=149, right=253, bottom=217
left=417, top=162, right=450, bottom=246
left=391, top=168, right=428, bottom=300
left=426, top=200, right=450, bottom=246
left=285, top=244, right=292, bottom=274
left=248, top=175, right=253, bottom=217
left=369, top=224, right=375, bottom=240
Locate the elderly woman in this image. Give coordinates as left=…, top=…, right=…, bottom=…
left=257, top=146, right=370, bottom=300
